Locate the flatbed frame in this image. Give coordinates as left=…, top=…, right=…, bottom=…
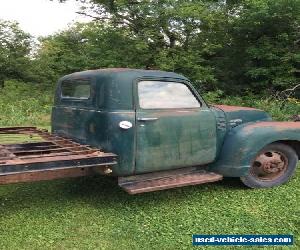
left=0, top=127, right=117, bottom=184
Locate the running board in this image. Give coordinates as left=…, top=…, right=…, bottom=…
left=118, top=167, right=223, bottom=194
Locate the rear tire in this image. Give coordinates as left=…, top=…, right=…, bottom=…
left=241, top=143, right=298, bottom=188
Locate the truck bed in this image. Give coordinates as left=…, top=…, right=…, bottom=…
left=0, top=127, right=117, bottom=184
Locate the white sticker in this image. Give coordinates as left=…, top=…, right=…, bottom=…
left=119, top=121, right=133, bottom=130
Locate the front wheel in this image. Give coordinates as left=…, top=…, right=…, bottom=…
left=241, top=143, right=298, bottom=188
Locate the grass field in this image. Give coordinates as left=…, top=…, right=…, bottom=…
left=0, top=169, right=299, bottom=249
left=0, top=81, right=299, bottom=249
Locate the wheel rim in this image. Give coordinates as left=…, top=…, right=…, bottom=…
left=250, top=150, right=289, bottom=181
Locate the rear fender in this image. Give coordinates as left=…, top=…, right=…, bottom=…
left=209, top=122, right=300, bottom=177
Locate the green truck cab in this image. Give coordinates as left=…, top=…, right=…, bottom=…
left=1, top=68, right=299, bottom=194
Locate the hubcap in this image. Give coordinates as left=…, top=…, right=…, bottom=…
left=250, top=150, right=288, bottom=181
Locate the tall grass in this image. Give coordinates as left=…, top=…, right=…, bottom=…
left=0, top=80, right=53, bottom=126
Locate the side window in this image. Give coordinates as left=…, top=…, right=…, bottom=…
left=138, top=81, right=201, bottom=109
left=61, top=79, right=91, bottom=99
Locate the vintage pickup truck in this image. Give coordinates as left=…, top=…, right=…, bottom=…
left=0, top=68, right=299, bottom=194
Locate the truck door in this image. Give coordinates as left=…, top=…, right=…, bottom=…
left=135, top=80, right=217, bottom=174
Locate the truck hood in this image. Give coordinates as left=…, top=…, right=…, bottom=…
left=212, top=105, right=272, bottom=127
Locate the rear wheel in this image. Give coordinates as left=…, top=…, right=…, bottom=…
left=241, top=143, right=298, bottom=188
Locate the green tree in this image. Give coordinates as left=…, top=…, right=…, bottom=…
left=54, top=0, right=300, bottom=93
left=0, top=20, right=32, bottom=87
left=56, top=0, right=222, bottom=88
left=213, top=0, right=300, bottom=92
left=33, top=22, right=152, bottom=86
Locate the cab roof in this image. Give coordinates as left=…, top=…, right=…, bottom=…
left=59, top=68, right=189, bottom=82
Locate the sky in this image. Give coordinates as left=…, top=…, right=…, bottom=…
left=0, top=0, right=90, bottom=37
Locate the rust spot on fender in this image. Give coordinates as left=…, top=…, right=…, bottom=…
left=213, top=105, right=260, bottom=112
left=244, top=121, right=300, bottom=133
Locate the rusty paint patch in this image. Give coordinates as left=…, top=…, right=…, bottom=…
left=244, top=121, right=300, bottom=133
left=213, top=105, right=260, bottom=112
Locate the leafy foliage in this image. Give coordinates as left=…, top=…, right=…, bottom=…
left=1, top=1, right=298, bottom=93
left=214, top=0, right=300, bottom=92
left=0, top=20, right=32, bottom=86
left=43, top=0, right=299, bottom=93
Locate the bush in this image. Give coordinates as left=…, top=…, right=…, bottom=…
left=0, top=80, right=53, bottom=126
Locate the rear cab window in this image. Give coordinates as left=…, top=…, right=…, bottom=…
left=61, top=79, right=91, bottom=99
left=138, top=81, right=201, bottom=109
left=57, top=78, right=95, bottom=107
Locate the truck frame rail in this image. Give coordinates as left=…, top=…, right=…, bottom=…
left=0, top=127, right=117, bottom=184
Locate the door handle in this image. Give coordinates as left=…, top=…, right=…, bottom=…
left=138, top=117, right=159, bottom=122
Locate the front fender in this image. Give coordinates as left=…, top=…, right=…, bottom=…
left=209, top=122, right=300, bottom=177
